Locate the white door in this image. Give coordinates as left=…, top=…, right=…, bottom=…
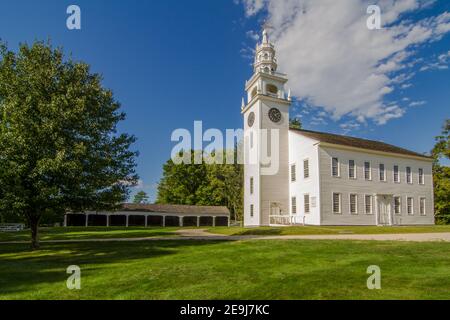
left=378, top=196, right=392, bottom=226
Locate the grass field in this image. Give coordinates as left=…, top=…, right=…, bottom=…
left=0, top=239, right=449, bottom=299
left=0, top=227, right=178, bottom=242
left=208, top=225, right=450, bottom=236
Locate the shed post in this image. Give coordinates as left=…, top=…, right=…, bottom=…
left=126, top=215, right=129, bottom=227
left=85, top=214, right=89, bottom=227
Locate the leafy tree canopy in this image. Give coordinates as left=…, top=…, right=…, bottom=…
left=133, top=191, right=149, bottom=204
left=0, top=41, right=138, bottom=248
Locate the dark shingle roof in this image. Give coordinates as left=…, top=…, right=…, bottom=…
left=121, top=203, right=230, bottom=215
left=290, top=128, right=432, bottom=159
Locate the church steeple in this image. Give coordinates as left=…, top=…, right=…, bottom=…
left=253, top=27, right=278, bottom=75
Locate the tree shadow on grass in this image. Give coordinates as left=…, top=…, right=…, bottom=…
left=0, top=240, right=228, bottom=297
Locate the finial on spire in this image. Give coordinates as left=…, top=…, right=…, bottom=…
left=288, top=89, right=292, bottom=101
left=261, top=21, right=272, bottom=44
left=241, top=97, right=245, bottom=109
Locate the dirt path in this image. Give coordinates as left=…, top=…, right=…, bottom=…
left=1, top=229, right=450, bottom=244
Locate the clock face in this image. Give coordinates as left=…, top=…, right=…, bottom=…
left=247, top=112, right=255, bottom=127
left=268, top=108, right=282, bottom=123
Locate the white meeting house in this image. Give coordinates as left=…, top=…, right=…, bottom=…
left=242, top=29, right=434, bottom=227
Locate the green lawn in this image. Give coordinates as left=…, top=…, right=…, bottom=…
left=0, top=239, right=449, bottom=299
left=208, top=225, right=450, bottom=236
left=0, top=227, right=178, bottom=242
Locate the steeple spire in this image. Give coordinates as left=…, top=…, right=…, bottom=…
left=253, top=27, right=278, bottom=75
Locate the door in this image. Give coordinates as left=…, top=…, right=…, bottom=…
left=378, top=196, right=392, bottom=226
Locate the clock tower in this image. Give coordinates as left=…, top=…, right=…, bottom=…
left=242, top=28, right=292, bottom=227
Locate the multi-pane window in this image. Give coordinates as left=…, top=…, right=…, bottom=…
left=303, top=159, right=310, bottom=179
left=379, top=164, right=386, bottom=181
left=250, top=177, right=254, bottom=195
left=333, top=193, right=341, bottom=214
left=365, top=195, right=373, bottom=214
left=394, top=196, right=401, bottom=215
left=350, top=194, right=358, bottom=214
left=291, top=197, right=297, bottom=214
left=304, top=194, right=310, bottom=214
left=291, top=164, right=296, bottom=182
left=406, top=167, right=412, bottom=184
left=394, top=165, right=400, bottom=183
left=364, top=162, right=371, bottom=180
left=349, top=160, right=356, bottom=179
left=332, top=158, right=339, bottom=177
left=407, top=197, right=414, bottom=215
left=250, top=204, right=254, bottom=217
left=250, top=132, right=254, bottom=149
left=420, top=198, right=426, bottom=215
left=418, top=168, right=424, bottom=185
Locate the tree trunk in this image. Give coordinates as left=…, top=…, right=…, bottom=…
left=29, top=215, right=41, bottom=250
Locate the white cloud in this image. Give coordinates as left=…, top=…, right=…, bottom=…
left=409, top=100, right=427, bottom=107
left=240, top=0, right=450, bottom=125
left=246, top=30, right=260, bottom=41
left=420, top=50, right=450, bottom=71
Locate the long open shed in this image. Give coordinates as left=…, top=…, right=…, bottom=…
left=64, top=203, right=230, bottom=228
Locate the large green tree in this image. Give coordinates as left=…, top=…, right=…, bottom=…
left=133, top=191, right=149, bottom=204
left=432, top=119, right=450, bottom=224
left=0, top=41, right=138, bottom=248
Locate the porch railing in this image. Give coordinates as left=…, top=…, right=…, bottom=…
left=269, top=215, right=304, bottom=226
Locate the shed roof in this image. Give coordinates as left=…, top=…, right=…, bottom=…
left=121, top=203, right=230, bottom=215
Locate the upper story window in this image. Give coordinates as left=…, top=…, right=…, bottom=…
left=333, top=193, right=341, bottom=214
left=406, top=167, right=412, bottom=184
left=364, top=162, right=371, bottom=180
left=250, top=177, right=254, bottom=195
left=303, top=159, right=310, bottom=179
left=304, top=194, right=310, bottom=214
left=332, top=157, right=340, bottom=177
left=350, top=194, right=358, bottom=215
left=379, top=164, right=386, bottom=182
left=349, top=160, right=356, bottom=179
left=291, top=164, right=296, bottom=182
left=250, top=131, right=254, bottom=149
left=394, top=196, right=401, bottom=215
left=393, top=165, right=400, bottom=183
left=250, top=204, right=254, bottom=217
left=418, top=168, right=424, bottom=185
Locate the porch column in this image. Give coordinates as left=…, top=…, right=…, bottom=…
left=63, top=214, right=67, bottom=227
left=85, top=214, right=89, bottom=227
left=212, top=216, right=216, bottom=227
left=197, top=216, right=200, bottom=227
left=180, top=216, right=184, bottom=227
left=125, top=215, right=129, bottom=227
left=145, top=215, right=148, bottom=227
left=106, top=215, right=110, bottom=227
left=162, top=216, right=166, bottom=227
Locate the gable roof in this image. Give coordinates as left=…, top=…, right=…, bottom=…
left=290, top=128, right=432, bottom=159
left=121, top=203, right=230, bottom=215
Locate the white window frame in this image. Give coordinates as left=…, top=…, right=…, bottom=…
left=303, top=159, right=310, bottom=179
left=250, top=204, right=254, bottom=217
left=393, top=165, right=400, bottom=183
left=348, top=160, right=356, bottom=180
left=418, top=168, right=424, bottom=185
left=250, top=131, right=254, bottom=149
left=291, top=163, right=296, bottom=182
left=349, top=194, right=358, bottom=215
left=364, top=161, right=372, bottom=181
left=331, top=157, right=340, bottom=177
left=394, top=196, right=401, bottom=215
left=379, top=163, right=386, bottom=182
left=332, top=192, right=342, bottom=214
left=406, top=196, right=414, bottom=216
left=304, top=194, right=310, bottom=214
left=291, top=197, right=297, bottom=215
left=365, top=195, right=373, bottom=215
left=419, top=197, right=426, bottom=216
left=406, top=167, right=412, bottom=184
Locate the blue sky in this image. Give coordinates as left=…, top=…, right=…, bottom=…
left=1, top=0, right=449, bottom=201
